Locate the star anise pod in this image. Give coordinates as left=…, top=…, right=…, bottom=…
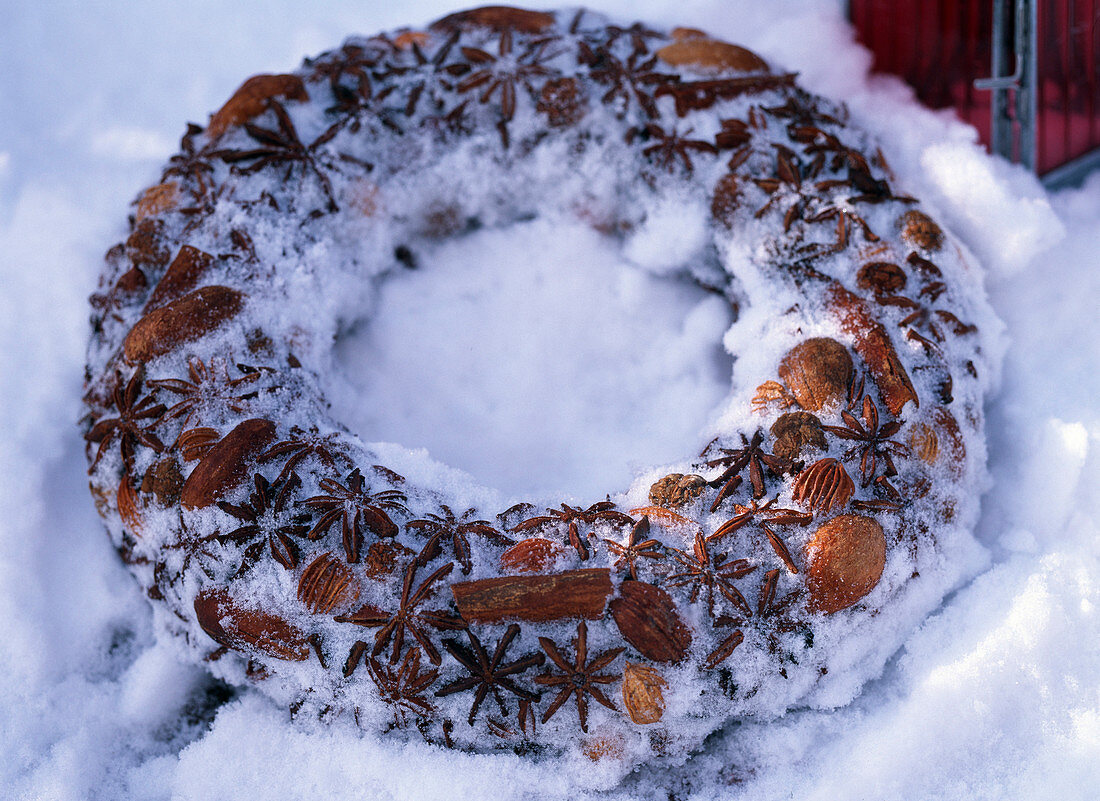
left=434, top=623, right=544, bottom=725
left=534, top=620, right=624, bottom=733
left=405, top=505, right=511, bottom=574
left=510, top=500, right=634, bottom=561
left=633, top=123, right=717, bottom=173
left=880, top=293, right=978, bottom=354
left=604, top=21, right=667, bottom=56
left=334, top=549, right=464, bottom=665
left=751, top=145, right=818, bottom=232
left=215, top=473, right=310, bottom=573
left=579, top=42, right=677, bottom=118
left=85, top=368, right=166, bottom=472
left=823, top=395, right=909, bottom=487
left=667, top=532, right=756, bottom=617
left=706, top=568, right=806, bottom=668
left=210, top=101, right=342, bottom=213
left=703, top=430, right=792, bottom=500
left=363, top=646, right=440, bottom=729
left=603, top=515, right=662, bottom=580
left=260, top=427, right=349, bottom=485
left=148, top=356, right=260, bottom=428
left=452, top=29, right=561, bottom=146
left=302, top=468, right=408, bottom=563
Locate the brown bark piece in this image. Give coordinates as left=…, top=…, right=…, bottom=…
left=124, top=285, right=244, bottom=363
left=451, top=568, right=612, bottom=623
left=180, top=418, right=277, bottom=509
left=609, top=581, right=692, bottom=664
left=825, top=283, right=919, bottom=415
left=431, top=6, right=556, bottom=34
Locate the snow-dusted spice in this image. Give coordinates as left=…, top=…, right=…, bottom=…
left=82, top=5, right=998, bottom=764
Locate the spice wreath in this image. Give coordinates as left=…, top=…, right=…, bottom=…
left=83, top=6, right=996, bottom=761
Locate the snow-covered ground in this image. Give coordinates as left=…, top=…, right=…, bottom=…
left=2, top=1, right=1098, bottom=799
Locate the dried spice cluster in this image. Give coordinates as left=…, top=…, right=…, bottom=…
left=83, top=5, right=986, bottom=759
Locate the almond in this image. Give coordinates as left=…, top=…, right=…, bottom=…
left=180, top=418, right=277, bottom=509
left=804, top=514, right=886, bottom=614
left=778, top=337, right=853, bottom=412
left=609, top=581, right=691, bottom=664
left=193, top=588, right=309, bottom=661
left=500, top=538, right=568, bottom=573
left=207, top=74, right=308, bottom=139
left=621, top=661, right=667, bottom=724
left=144, top=246, right=215, bottom=312
left=124, top=285, right=244, bottom=363
left=135, top=182, right=180, bottom=222
left=656, top=39, right=769, bottom=73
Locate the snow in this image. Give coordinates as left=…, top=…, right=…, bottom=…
left=1, top=1, right=1098, bottom=799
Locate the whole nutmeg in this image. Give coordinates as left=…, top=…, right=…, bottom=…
left=770, top=411, right=826, bottom=461
left=141, top=457, right=184, bottom=505
left=621, top=662, right=667, bottom=725
left=648, top=473, right=707, bottom=509
left=777, top=337, right=853, bottom=412
left=804, top=514, right=886, bottom=614
left=899, top=209, right=944, bottom=252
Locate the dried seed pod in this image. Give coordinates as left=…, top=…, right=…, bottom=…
left=857, top=261, right=908, bottom=296
left=657, top=39, right=769, bottom=73
left=537, top=77, right=586, bottom=127
left=298, top=552, right=360, bottom=614
left=392, top=30, right=429, bottom=49
left=770, top=411, right=826, bottom=461
left=648, top=473, right=707, bottom=509
left=207, top=74, right=308, bottom=138
left=621, top=662, right=667, bottom=725
left=123, top=286, right=245, bottom=364
left=609, top=581, right=692, bottom=663
left=711, top=173, right=741, bottom=227
left=117, top=475, right=143, bottom=535
left=500, top=538, right=568, bottom=573
left=194, top=589, right=309, bottom=661
left=804, top=514, right=886, bottom=614
left=792, top=458, right=854, bottom=513
left=752, top=380, right=797, bottom=414
left=777, top=338, right=854, bottom=412
left=180, top=418, right=277, bottom=509
left=135, top=182, right=180, bottom=222
left=899, top=209, right=944, bottom=252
